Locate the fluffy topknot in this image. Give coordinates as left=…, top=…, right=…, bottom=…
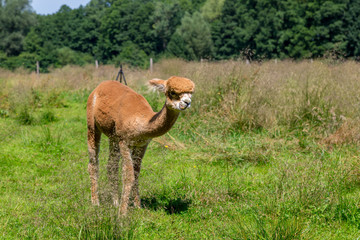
left=166, top=76, right=195, bottom=93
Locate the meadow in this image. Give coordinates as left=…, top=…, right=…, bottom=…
left=0, top=59, right=359, bottom=239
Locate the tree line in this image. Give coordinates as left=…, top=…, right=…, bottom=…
left=1, top=0, right=359, bottom=71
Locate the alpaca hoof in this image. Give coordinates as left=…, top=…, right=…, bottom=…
left=119, top=202, right=128, bottom=216
left=119, top=208, right=127, bottom=216
left=91, top=198, right=100, bottom=206
left=113, top=199, right=119, bottom=207
left=134, top=199, right=141, bottom=209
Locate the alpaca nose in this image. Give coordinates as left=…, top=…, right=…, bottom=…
left=183, top=98, right=191, bottom=105
left=182, top=98, right=192, bottom=109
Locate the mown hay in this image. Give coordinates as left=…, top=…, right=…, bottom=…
left=322, top=118, right=360, bottom=145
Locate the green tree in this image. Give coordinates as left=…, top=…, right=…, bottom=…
left=252, top=0, right=284, bottom=58
left=0, top=0, right=36, bottom=56
left=151, top=2, right=183, bottom=52
left=57, top=47, right=93, bottom=67
left=212, top=0, right=258, bottom=59
left=343, top=0, right=360, bottom=58
left=23, top=28, right=42, bottom=55
left=167, top=12, right=213, bottom=60
left=280, top=0, right=348, bottom=58
left=81, top=0, right=108, bottom=59
left=201, top=0, right=225, bottom=22
left=213, top=0, right=348, bottom=60
left=112, top=41, right=149, bottom=68
left=277, top=0, right=313, bottom=58
left=22, top=1, right=107, bottom=69
left=98, top=0, right=155, bottom=62
left=3, top=52, right=37, bottom=70
left=175, top=0, right=207, bottom=13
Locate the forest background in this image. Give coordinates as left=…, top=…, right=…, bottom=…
left=1, top=0, right=360, bottom=71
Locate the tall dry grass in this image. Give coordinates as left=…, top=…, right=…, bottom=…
left=0, top=65, right=148, bottom=92
left=151, top=59, right=360, bottom=138
left=1, top=59, right=360, bottom=139
left=0, top=65, right=152, bottom=122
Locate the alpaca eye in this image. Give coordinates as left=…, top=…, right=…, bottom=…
left=169, top=91, right=177, bottom=98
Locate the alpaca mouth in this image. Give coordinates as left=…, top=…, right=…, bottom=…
left=179, top=102, right=190, bottom=110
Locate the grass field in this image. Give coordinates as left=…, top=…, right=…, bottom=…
left=0, top=60, right=359, bottom=239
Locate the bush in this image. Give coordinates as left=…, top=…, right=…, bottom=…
left=0, top=51, right=7, bottom=68
left=112, top=41, right=149, bottom=69
left=40, top=109, right=57, bottom=124
left=167, top=12, right=213, bottom=60
left=17, top=106, right=35, bottom=125
left=0, top=109, right=9, bottom=118
left=0, top=52, right=38, bottom=71
left=57, top=47, right=93, bottom=67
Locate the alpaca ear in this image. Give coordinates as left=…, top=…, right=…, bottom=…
left=148, top=79, right=167, bottom=93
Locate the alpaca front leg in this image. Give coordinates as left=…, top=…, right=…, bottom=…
left=131, top=145, right=148, bottom=208
left=119, top=142, right=135, bottom=215
left=131, top=157, right=142, bottom=208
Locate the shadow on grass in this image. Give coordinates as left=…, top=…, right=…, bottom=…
left=141, top=197, right=191, bottom=215
left=211, top=151, right=271, bottom=167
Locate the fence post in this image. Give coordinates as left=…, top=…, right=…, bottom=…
left=36, top=61, right=40, bottom=76
left=150, top=58, right=153, bottom=73
left=95, top=60, right=99, bottom=69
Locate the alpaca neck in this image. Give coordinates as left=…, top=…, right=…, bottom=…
left=145, top=104, right=180, bottom=138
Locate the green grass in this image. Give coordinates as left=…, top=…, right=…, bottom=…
left=0, top=61, right=360, bottom=239
left=1, top=97, right=359, bottom=239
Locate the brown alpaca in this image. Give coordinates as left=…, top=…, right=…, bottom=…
left=86, top=76, right=195, bottom=215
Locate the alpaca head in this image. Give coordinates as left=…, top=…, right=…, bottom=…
left=149, top=76, right=195, bottom=111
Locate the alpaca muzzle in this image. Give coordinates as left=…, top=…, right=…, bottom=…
left=179, top=101, right=190, bottom=110
left=179, top=95, right=192, bottom=110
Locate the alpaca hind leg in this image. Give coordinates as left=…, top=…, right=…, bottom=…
left=87, top=126, right=101, bottom=206
left=131, top=145, right=148, bottom=208
left=118, top=142, right=135, bottom=215
left=107, top=139, right=120, bottom=206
